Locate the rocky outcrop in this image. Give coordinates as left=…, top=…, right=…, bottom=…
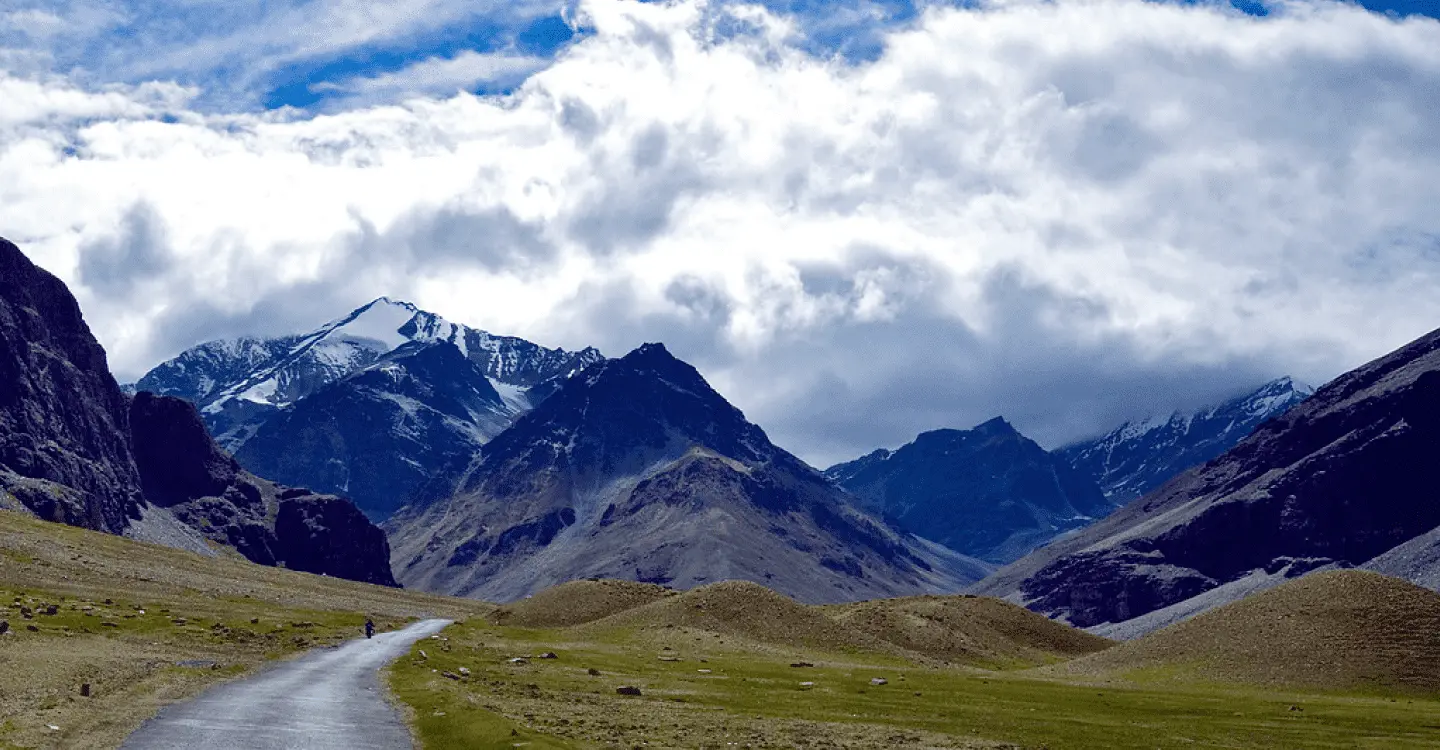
left=387, top=343, right=991, bottom=603
left=1, top=236, right=396, bottom=586
left=129, top=392, right=397, bottom=586
left=0, top=238, right=143, bottom=532
left=974, top=325, right=1440, bottom=628
left=825, top=419, right=1113, bottom=563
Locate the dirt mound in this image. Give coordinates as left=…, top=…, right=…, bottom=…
left=489, top=579, right=674, bottom=627
left=585, top=580, right=882, bottom=652
left=1057, top=570, right=1440, bottom=692
left=823, top=594, right=1112, bottom=668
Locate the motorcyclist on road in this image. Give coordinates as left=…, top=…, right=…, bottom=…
left=364, top=619, right=375, bottom=639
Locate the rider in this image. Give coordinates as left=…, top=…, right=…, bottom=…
left=364, top=618, right=375, bottom=639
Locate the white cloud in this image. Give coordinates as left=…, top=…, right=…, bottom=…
left=4, top=0, right=1440, bottom=465
left=313, top=51, right=551, bottom=108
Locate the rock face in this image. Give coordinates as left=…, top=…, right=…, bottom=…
left=129, top=392, right=397, bottom=586
left=825, top=419, right=1113, bottom=564
left=1, top=237, right=395, bottom=586
left=1057, top=377, right=1314, bottom=504
left=0, top=237, right=143, bottom=532
left=974, top=325, right=1440, bottom=628
left=234, top=341, right=514, bottom=518
left=387, top=343, right=991, bottom=603
left=134, top=297, right=601, bottom=518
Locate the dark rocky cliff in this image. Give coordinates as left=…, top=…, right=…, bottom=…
left=0, top=238, right=143, bottom=532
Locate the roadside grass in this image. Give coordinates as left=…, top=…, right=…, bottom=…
left=0, top=509, right=491, bottom=749
left=391, top=619, right=1440, bottom=749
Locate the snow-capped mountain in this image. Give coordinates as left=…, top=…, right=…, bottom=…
left=1056, top=377, right=1314, bottom=503
left=132, top=298, right=603, bottom=518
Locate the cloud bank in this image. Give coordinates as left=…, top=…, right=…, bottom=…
left=4, top=0, right=1440, bottom=465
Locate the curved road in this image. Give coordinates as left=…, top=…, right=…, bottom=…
left=123, top=619, right=452, bottom=750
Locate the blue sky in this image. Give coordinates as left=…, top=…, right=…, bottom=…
left=6, top=0, right=1438, bottom=111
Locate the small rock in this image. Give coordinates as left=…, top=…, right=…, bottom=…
left=250, top=618, right=260, bottom=624
left=46, top=724, right=59, bottom=731
left=26, top=624, right=39, bottom=632
left=80, top=684, right=91, bottom=697
left=870, top=678, right=888, bottom=686
left=790, top=662, right=814, bottom=668
left=101, top=622, right=118, bottom=628
left=1289, top=705, right=1303, bottom=712
left=587, top=668, right=601, bottom=676
left=799, top=682, right=815, bottom=689
left=658, top=656, right=682, bottom=662
left=458, top=667, right=471, bottom=676
left=442, top=671, right=461, bottom=681
left=697, top=669, right=713, bottom=674
left=171, top=618, right=187, bottom=626
left=44, top=605, right=59, bottom=616
left=419, top=650, right=428, bottom=659
left=0, top=621, right=8, bottom=635
left=615, top=686, right=643, bottom=696
left=508, top=657, right=528, bottom=665
left=537, top=652, right=558, bottom=659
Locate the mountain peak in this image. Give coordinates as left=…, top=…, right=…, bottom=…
left=973, top=415, right=1018, bottom=435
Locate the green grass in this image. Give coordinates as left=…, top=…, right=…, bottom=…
left=389, top=620, right=1440, bottom=750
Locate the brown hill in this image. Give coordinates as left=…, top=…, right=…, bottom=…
left=582, top=579, right=885, bottom=652
left=1056, top=570, right=1440, bottom=693
left=823, top=595, right=1112, bottom=668
left=488, top=579, right=674, bottom=627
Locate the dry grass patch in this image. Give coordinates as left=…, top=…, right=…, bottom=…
left=1055, top=570, right=1440, bottom=693
left=822, top=594, right=1113, bottom=669
left=488, top=579, right=672, bottom=627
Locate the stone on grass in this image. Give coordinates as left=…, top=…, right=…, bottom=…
left=615, top=686, right=643, bottom=696
left=870, top=678, right=888, bottom=686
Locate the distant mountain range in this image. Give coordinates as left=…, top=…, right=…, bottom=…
left=826, top=418, right=1114, bottom=564
left=1, top=237, right=393, bottom=585
left=974, top=324, right=1440, bottom=635
left=386, top=343, right=992, bottom=603
left=1057, top=377, right=1315, bottom=503
left=132, top=298, right=601, bottom=518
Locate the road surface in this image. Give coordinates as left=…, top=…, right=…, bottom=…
left=122, top=618, right=452, bottom=750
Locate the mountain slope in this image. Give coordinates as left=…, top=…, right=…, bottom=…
left=973, top=324, right=1440, bottom=628
left=1055, top=571, right=1440, bottom=693
left=1058, top=377, right=1314, bottom=503
left=134, top=297, right=602, bottom=519
left=387, top=343, right=991, bottom=603
left=1365, top=524, right=1440, bottom=592
left=0, top=237, right=394, bottom=585
left=826, top=420, right=1113, bottom=564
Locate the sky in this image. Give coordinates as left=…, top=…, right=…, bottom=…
left=3, top=0, right=1440, bottom=467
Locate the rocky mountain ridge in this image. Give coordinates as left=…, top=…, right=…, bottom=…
left=134, top=297, right=602, bottom=518
left=387, top=343, right=992, bottom=603
left=1058, top=377, right=1314, bottom=503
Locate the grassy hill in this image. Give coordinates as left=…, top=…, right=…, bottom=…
left=0, top=509, right=489, bottom=749
left=1053, top=569, right=1440, bottom=694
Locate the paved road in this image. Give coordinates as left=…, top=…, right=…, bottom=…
left=122, top=619, right=452, bottom=750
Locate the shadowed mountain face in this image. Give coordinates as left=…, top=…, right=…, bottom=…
left=1058, top=377, right=1314, bottom=504
left=134, top=297, right=602, bottom=519
left=825, top=420, right=1113, bottom=564
left=0, top=238, right=144, bottom=531
left=0, top=237, right=394, bottom=586
left=974, top=325, right=1440, bottom=628
left=387, top=343, right=992, bottom=603
left=129, top=392, right=396, bottom=586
